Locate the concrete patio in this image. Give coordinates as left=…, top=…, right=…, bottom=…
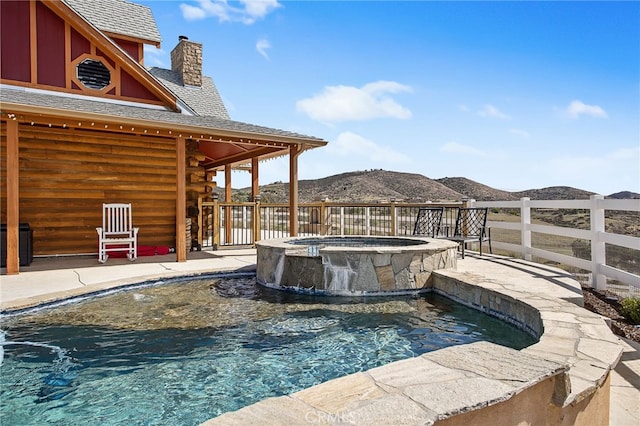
left=1, top=249, right=638, bottom=425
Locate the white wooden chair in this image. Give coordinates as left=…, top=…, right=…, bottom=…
left=96, top=203, right=139, bottom=263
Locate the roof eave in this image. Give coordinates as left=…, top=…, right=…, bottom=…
left=1, top=101, right=328, bottom=147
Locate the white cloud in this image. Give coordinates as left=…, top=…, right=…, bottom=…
left=477, top=104, right=510, bottom=119
left=180, top=0, right=281, bottom=24
left=565, top=100, right=608, bottom=119
left=509, top=128, right=530, bottom=138
left=296, top=81, right=413, bottom=122
left=143, top=45, right=166, bottom=67
left=440, top=142, right=486, bottom=157
left=326, top=131, right=411, bottom=163
left=256, top=38, right=271, bottom=59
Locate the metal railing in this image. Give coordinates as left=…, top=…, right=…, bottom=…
left=197, top=199, right=463, bottom=246
left=196, top=196, right=639, bottom=295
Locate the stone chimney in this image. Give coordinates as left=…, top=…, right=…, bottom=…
left=171, top=35, right=202, bottom=87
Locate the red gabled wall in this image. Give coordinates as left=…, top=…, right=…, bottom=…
left=36, top=1, right=65, bottom=87
left=113, top=37, right=141, bottom=62
left=121, top=70, right=159, bottom=100
left=71, top=27, right=90, bottom=60
left=1, top=0, right=31, bottom=82
left=1, top=0, right=171, bottom=107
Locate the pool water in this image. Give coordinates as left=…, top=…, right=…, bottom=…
left=0, top=275, right=536, bottom=425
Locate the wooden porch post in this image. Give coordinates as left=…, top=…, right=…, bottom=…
left=252, top=157, right=260, bottom=244
left=251, top=157, right=259, bottom=200
left=176, top=136, right=186, bottom=261
left=5, top=120, right=20, bottom=274
left=289, top=145, right=300, bottom=236
left=224, top=164, right=232, bottom=244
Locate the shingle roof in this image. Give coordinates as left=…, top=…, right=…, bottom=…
left=148, top=68, right=229, bottom=119
left=1, top=87, right=325, bottom=144
left=63, top=0, right=161, bottom=44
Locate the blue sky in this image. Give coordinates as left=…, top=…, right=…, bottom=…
left=140, top=1, right=639, bottom=195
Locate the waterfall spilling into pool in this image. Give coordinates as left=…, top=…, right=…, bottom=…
left=0, top=274, right=536, bottom=425
left=257, top=236, right=459, bottom=295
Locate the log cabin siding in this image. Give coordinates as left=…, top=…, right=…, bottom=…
left=1, top=124, right=179, bottom=256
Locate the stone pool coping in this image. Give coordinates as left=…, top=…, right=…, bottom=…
left=205, top=255, right=625, bottom=425
left=258, top=235, right=458, bottom=253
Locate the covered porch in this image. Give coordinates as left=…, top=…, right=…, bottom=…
left=0, top=88, right=326, bottom=274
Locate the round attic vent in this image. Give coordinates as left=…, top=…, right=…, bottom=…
left=76, top=58, right=111, bottom=90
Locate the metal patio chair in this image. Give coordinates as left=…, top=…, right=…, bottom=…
left=96, top=203, right=139, bottom=263
left=448, top=207, right=492, bottom=258
left=412, top=207, right=444, bottom=238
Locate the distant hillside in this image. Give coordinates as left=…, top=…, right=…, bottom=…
left=223, top=170, right=636, bottom=203
left=609, top=191, right=640, bottom=199
left=513, top=186, right=595, bottom=200
left=436, top=177, right=517, bottom=201
left=254, top=170, right=463, bottom=203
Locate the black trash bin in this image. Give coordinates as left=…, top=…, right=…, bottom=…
left=1, top=223, right=33, bottom=267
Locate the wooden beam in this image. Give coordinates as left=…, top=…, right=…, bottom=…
left=176, top=136, right=186, bottom=261
left=225, top=164, right=232, bottom=244
left=6, top=120, right=20, bottom=274
left=30, top=0, right=37, bottom=84
left=225, top=164, right=232, bottom=202
left=289, top=145, right=300, bottom=237
left=251, top=157, right=259, bottom=200
left=64, top=22, right=71, bottom=89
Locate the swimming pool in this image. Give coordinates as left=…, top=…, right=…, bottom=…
left=0, top=274, right=536, bottom=425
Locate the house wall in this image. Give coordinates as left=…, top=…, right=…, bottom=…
left=0, top=0, right=162, bottom=104
left=0, top=0, right=32, bottom=82
left=1, top=123, right=179, bottom=255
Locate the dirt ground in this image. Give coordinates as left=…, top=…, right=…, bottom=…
left=582, top=286, right=640, bottom=343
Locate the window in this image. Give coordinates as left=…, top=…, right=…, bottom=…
left=76, top=58, right=111, bottom=90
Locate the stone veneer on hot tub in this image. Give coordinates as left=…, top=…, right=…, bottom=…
left=256, top=236, right=458, bottom=295
left=206, top=255, right=625, bottom=425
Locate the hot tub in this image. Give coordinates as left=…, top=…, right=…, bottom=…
left=256, top=236, right=458, bottom=295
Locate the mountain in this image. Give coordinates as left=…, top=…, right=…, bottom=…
left=608, top=191, right=640, bottom=199
left=435, top=177, right=517, bottom=201
left=223, top=170, right=636, bottom=203
left=512, top=186, right=596, bottom=200
left=252, top=170, right=464, bottom=203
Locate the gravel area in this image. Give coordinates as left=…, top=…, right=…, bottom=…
left=582, top=286, right=640, bottom=343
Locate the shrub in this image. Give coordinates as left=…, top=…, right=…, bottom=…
left=620, top=297, right=640, bottom=324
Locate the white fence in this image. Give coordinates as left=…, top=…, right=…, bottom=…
left=471, top=196, right=640, bottom=292
left=199, top=197, right=639, bottom=295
